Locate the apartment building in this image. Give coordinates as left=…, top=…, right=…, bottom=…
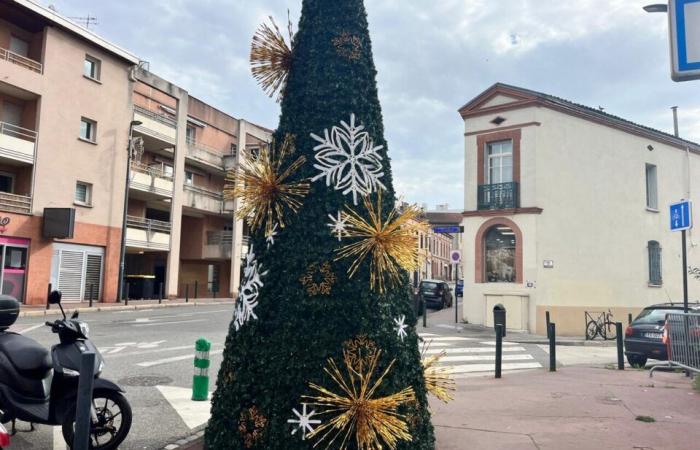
left=459, top=83, right=700, bottom=336
left=0, top=0, right=269, bottom=305
left=408, top=208, right=457, bottom=285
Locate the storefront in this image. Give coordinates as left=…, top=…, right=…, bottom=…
left=0, top=236, right=29, bottom=303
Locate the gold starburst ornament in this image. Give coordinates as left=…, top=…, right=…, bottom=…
left=421, top=340, right=455, bottom=403
left=224, top=134, right=309, bottom=238
left=335, top=192, right=428, bottom=293
left=304, top=343, right=415, bottom=450
left=251, top=16, right=294, bottom=100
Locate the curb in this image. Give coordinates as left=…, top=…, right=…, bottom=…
left=162, top=429, right=204, bottom=450
left=19, top=300, right=235, bottom=318
left=505, top=339, right=616, bottom=347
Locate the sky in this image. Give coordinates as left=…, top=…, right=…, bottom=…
left=40, top=0, right=700, bottom=210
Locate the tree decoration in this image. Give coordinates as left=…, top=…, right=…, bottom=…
left=327, top=211, right=349, bottom=241
left=225, top=134, right=310, bottom=238
left=233, top=245, right=268, bottom=331
left=310, top=114, right=386, bottom=205
left=342, top=334, right=378, bottom=373
left=421, top=341, right=455, bottom=403
left=299, top=261, right=336, bottom=296
left=251, top=15, right=294, bottom=100
left=238, top=406, right=268, bottom=448
left=266, top=222, right=279, bottom=249
left=287, top=403, right=321, bottom=440
left=332, top=32, right=362, bottom=61
left=393, top=315, right=408, bottom=342
left=303, top=347, right=415, bottom=449
left=335, top=193, right=428, bottom=293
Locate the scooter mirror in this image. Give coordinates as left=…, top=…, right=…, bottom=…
left=48, top=290, right=62, bottom=305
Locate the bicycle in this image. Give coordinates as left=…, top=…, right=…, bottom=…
left=585, top=309, right=617, bottom=340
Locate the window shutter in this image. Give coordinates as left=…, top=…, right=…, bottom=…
left=58, top=250, right=84, bottom=300
left=83, top=254, right=102, bottom=300
left=648, top=241, right=662, bottom=285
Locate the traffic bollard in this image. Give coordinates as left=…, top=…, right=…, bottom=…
left=73, top=351, right=96, bottom=450
left=422, top=296, right=427, bottom=328
left=192, top=338, right=211, bottom=401
left=88, top=284, right=94, bottom=307
left=549, top=323, right=556, bottom=372
left=495, top=324, right=503, bottom=379
left=546, top=311, right=551, bottom=337
left=125, top=283, right=130, bottom=306
left=185, top=284, right=189, bottom=303
left=46, top=283, right=52, bottom=310
left=194, top=280, right=199, bottom=299
left=616, top=322, right=624, bottom=370
left=158, top=282, right=163, bottom=304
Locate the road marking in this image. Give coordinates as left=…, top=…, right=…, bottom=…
left=439, top=354, right=534, bottom=363
left=419, top=336, right=478, bottom=341
left=137, top=349, right=223, bottom=367
left=423, top=346, right=526, bottom=355
left=156, top=385, right=211, bottom=429
left=479, top=341, right=521, bottom=346
left=105, top=344, right=200, bottom=359
left=132, top=319, right=208, bottom=327
left=449, top=362, right=542, bottom=374
left=53, top=425, right=66, bottom=450
left=18, top=323, right=44, bottom=334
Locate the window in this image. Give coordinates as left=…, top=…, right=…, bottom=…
left=0, top=172, right=15, bottom=193
left=75, top=181, right=92, bottom=206
left=485, top=226, right=516, bottom=282
left=83, top=55, right=101, bottom=80
left=185, top=171, right=195, bottom=185
left=648, top=241, right=662, bottom=286
left=230, top=143, right=238, bottom=156
left=163, top=164, right=174, bottom=177
left=79, top=117, right=97, bottom=142
left=2, top=102, right=23, bottom=126
left=186, top=125, right=196, bottom=144
left=9, top=35, right=29, bottom=57
left=645, top=164, right=658, bottom=210
left=485, top=140, right=513, bottom=184
left=249, top=147, right=260, bottom=160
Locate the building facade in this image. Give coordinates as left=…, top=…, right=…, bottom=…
left=408, top=208, right=457, bottom=286
left=459, top=83, right=700, bottom=336
left=0, top=0, right=269, bottom=305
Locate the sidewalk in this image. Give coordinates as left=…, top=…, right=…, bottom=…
left=19, top=297, right=235, bottom=317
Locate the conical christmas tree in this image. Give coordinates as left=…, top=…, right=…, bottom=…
left=206, top=1, right=437, bottom=448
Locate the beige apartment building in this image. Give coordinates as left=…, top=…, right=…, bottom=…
left=409, top=209, right=457, bottom=286
left=459, top=83, right=700, bottom=336
left=0, top=0, right=268, bottom=306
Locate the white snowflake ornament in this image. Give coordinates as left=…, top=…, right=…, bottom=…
left=233, top=245, right=268, bottom=331
left=310, top=114, right=386, bottom=205
left=327, top=211, right=349, bottom=241
left=287, top=403, right=321, bottom=440
left=394, top=315, right=408, bottom=342
left=265, top=223, right=278, bottom=249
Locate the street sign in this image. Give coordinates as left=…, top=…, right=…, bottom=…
left=433, top=225, right=463, bottom=234
left=450, top=250, right=461, bottom=264
left=669, top=0, right=700, bottom=81
left=670, top=200, right=693, bottom=231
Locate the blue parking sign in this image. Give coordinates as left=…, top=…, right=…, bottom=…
left=670, top=200, right=693, bottom=231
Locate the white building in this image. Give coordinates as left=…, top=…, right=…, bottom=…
left=459, top=83, right=700, bottom=336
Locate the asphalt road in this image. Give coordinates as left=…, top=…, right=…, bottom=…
left=2, top=301, right=561, bottom=450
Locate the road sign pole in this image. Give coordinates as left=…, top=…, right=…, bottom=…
left=683, top=229, right=689, bottom=313
left=454, top=263, right=458, bottom=324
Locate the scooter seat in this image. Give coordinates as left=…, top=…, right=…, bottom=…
left=0, top=332, right=52, bottom=379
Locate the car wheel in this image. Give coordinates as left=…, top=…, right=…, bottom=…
left=627, top=355, right=647, bottom=368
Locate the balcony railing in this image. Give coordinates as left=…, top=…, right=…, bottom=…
left=130, top=161, right=174, bottom=198
left=184, top=184, right=230, bottom=214
left=0, top=47, right=42, bottom=73
left=477, top=182, right=519, bottom=210
left=126, top=216, right=172, bottom=233
left=185, top=137, right=227, bottom=170
left=207, top=230, right=233, bottom=245
left=133, top=105, right=177, bottom=128
left=0, top=192, right=31, bottom=214
left=0, top=122, right=37, bottom=164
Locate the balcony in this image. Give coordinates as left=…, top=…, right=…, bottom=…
left=186, top=138, right=226, bottom=172
left=0, top=192, right=31, bottom=214
left=0, top=122, right=36, bottom=164
left=0, top=47, right=42, bottom=74
left=477, top=182, right=519, bottom=210
left=204, top=231, right=232, bottom=259
left=184, top=184, right=229, bottom=215
left=133, top=105, right=177, bottom=144
left=125, top=216, right=171, bottom=251
left=129, top=161, right=174, bottom=198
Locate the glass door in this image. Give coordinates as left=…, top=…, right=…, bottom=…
left=0, top=238, right=29, bottom=303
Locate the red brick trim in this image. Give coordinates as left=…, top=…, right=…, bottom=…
left=476, top=129, right=521, bottom=186
left=474, top=217, right=523, bottom=284
left=465, top=122, right=541, bottom=137
left=462, top=207, right=543, bottom=217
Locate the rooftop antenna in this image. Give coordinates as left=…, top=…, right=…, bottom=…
left=68, top=15, right=99, bottom=29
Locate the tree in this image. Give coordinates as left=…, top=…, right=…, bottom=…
left=205, top=1, right=436, bottom=449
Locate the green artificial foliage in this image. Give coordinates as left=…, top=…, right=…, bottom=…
left=205, top=1, right=436, bottom=448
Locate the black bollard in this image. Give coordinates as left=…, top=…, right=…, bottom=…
left=495, top=324, right=503, bottom=379
left=628, top=313, right=633, bottom=326
left=546, top=311, right=551, bottom=337
left=88, top=284, right=94, bottom=307
left=185, top=284, right=189, bottom=303
left=73, top=351, right=96, bottom=450
left=616, top=322, right=624, bottom=370
left=46, top=283, right=52, bottom=310
left=125, top=283, right=130, bottom=306
left=158, top=282, right=163, bottom=304
left=194, top=280, right=199, bottom=299
left=422, top=296, right=427, bottom=328
left=549, top=323, right=556, bottom=372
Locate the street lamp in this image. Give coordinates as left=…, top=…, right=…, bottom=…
left=117, top=120, right=142, bottom=302
left=643, top=4, right=668, bottom=13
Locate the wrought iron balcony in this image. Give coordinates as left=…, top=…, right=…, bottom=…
left=477, top=182, right=519, bottom=210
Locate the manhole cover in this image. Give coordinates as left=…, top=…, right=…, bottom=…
left=118, top=375, right=173, bottom=387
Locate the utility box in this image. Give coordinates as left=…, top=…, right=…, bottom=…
left=493, top=304, right=506, bottom=337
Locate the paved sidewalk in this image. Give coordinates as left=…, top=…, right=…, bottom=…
left=19, top=297, right=235, bottom=317
left=432, top=367, right=700, bottom=450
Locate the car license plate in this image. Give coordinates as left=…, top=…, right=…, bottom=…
left=644, top=332, right=662, bottom=339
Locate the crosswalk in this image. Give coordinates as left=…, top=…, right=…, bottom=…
left=419, top=333, right=542, bottom=378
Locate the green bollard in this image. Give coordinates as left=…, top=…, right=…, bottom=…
left=192, top=338, right=211, bottom=401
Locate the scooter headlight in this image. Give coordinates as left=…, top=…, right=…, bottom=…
left=78, top=322, right=90, bottom=337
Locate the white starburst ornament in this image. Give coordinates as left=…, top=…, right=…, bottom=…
left=287, top=403, right=321, bottom=440
left=266, top=222, right=278, bottom=249
left=327, top=211, right=349, bottom=241
left=394, top=315, right=408, bottom=342
left=310, top=114, right=386, bottom=205
left=233, top=245, right=268, bottom=331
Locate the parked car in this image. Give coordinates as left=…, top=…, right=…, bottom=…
left=624, top=302, right=700, bottom=367
left=416, top=280, right=453, bottom=312
left=455, top=279, right=463, bottom=297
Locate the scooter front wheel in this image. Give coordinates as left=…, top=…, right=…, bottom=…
left=62, top=389, right=132, bottom=450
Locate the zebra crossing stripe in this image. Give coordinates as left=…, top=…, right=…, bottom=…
left=449, top=362, right=542, bottom=374
left=437, top=354, right=534, bottom=363
left=422, top=346, right=526, bottom=355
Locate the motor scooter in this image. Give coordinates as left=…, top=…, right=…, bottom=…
left=0, top=412, right=9, bottom=449
left=0, top=292, right=132, bottom=450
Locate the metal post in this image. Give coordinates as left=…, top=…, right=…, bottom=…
left=549, top=323, right=556, bottom=372
left=73, top=351, right=96, bottom=450
left=616, top=322, right=624, bottom=370
left=628, top=313, right=633, bottom=325
left=495, top=324, right=503, bottom=379
left=192, top=338, right=211, bottom=401
left=46, top=283, right=51, bottom=310
left=158, top=282, right=163, bottom=304
left=683, top=230, right=689, bottom=313
left=546, top=311, right=551, bottom=337
left=125, top=283, right=130, bottom=306
left=194, top=280, right=199, bottom=299
left=454, top=264, right=458, bottom=324
left=185, top=284, right=189, bottom=303
left=422, top=294, right=427, bottom=328
left=88, top=284, right=94, bottom=308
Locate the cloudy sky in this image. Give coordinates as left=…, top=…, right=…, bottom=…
left=40, top=0, right=700, bottom=210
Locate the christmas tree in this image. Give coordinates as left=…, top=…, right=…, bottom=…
left=205, top=1, right=442, bottom=448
